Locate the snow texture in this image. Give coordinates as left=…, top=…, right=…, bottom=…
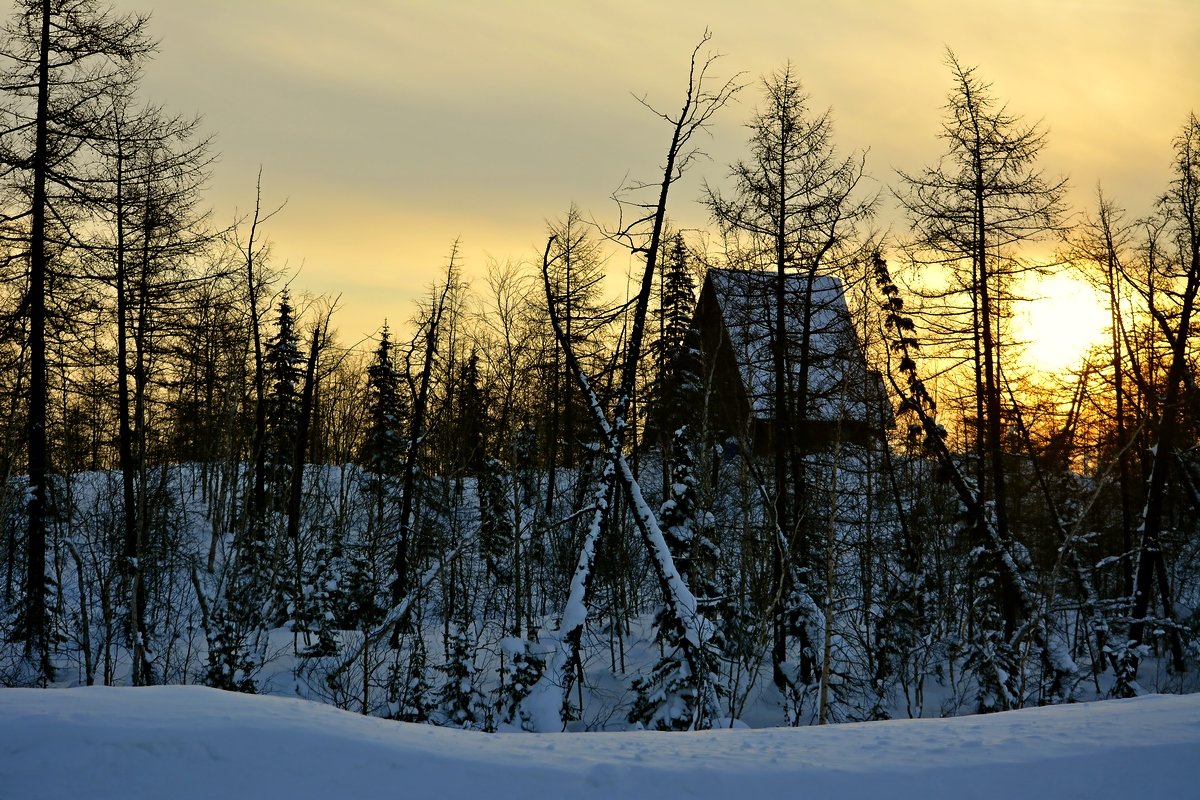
left=705, top=267, right=875, bottom=422
left=1, top=686, right=1197, bottom=799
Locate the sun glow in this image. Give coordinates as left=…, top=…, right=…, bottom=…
left=1014, top=271, right=1111, bottom=376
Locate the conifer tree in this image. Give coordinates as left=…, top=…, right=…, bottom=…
left=202, top=604, right=259, bottom=694
left=386, top=636, right=435, bottom=722
left=629, top=427, right=722, bottom=730
left=1, top=0, right=154, bottom=685
left=706, top=64, right=872, bottom=694
left=435, top=621, right=487, bottom=729
left=446, top=351, right=486, bottom=481
left=290, top=540, right=339, bottom=657
left=247, top=291, right=303, bottom=626
left=361, top=326, right=406, bottom=498
left=647, top=234, right=702, bottom=456
left=896, top=52, right=1067, bottom=649
left=351, top=325, right=405, bottom=633
left=264, top=291, right=304, bottom=504
left=478, top=457, right=514, bottom=584
left=498, top=633, right=545, bottom=731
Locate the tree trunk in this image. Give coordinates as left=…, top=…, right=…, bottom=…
left=23, top=0, right=53, bottom=684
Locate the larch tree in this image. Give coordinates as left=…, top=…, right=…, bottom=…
left=896, top=51, right=1067, bottom=709
left=706, top=63, right=873, bottom=696
left=0, top=0, right=153, bottom=683
left=1122, top=113, right=1200, bottom=682
left=90, top=97, right=213, bottom=686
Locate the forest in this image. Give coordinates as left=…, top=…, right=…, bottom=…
left=1, top=1, right=1197, bottom=732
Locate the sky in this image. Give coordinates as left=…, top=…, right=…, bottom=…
left=3, top=686, right=1198, bottom=799
left=126, top=0, right=1200, bottom=348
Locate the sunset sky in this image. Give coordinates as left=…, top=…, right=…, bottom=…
left=135, top=0, right=1199, bottom=349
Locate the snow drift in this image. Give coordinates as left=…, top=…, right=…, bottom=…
left=1, top=687, right=1197, bottom=799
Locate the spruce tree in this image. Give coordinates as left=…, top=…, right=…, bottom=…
left=435, top=621, right=487, bottom=729
left=290, top=540, right=339, bottom=657
left=629, top=427, right=721, bottom=730
left=499, top=633, right=545, bottom=731
left=360, top=325, right=406, bottom=511
left=255, top=291, right=304, bottom=626
left=352, top=325, right=405, bottom=633
left=386, top=636, right=436, bottom=723
left=478, top=457, right=514, bottom=585
left=264, top=291, right=304, bottom=504
left=647, top=234, right=701, bottom=453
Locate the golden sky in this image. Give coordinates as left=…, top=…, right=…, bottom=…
left=135, top=0, right=1200, bottom=348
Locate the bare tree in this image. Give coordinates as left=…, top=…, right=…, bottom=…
left=1123, top=114, right=1200, bottom=680
left=389, top=244, right=459, bottom=642
left=96, top=99, right=212, bottom=686
left=896, top=51, right=1067, bottom=652
left=0, top=0, right=153, bottom=683
left=706, top=63, right=874, bottom=694
left=528, top=31, right=741, bottom=730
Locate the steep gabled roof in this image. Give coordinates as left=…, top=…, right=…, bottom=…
left=702, top=267, right=876, bottom=426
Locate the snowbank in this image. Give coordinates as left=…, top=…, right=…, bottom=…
left=1, top=686, right=1196, bottom=799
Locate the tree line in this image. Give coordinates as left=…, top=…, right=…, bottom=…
left=1, top=2, right=1197, bottom=730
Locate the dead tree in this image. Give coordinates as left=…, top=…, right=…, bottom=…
left=530, top=32, right=740, bottom=730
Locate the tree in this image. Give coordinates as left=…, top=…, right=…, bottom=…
left=283, top=317, right=330, bottom=653
left=706, top=63, right=873, bottom=695
left=477, top=456, right=513, bottom=585
left=359, top=323, right=405, bottom=552
left=264, top=290, right=303, bottom=504
left=1122, top=113, right=1200, bottom=681
left=873, top=253, right=1074, bottom=712
left=1071, top=191, right=1138, bottom=608
left=646, top=232, right=701, bottom=462
left=896, top=51, right=1066, bottom=658
left=526, top=31, right=740, bottom=730
left=390, top=247, right=458, bottom=640
left=93, top=98, right=212, bottom=687
left=0, top=0, right=153, bottom=683
left=543, top=205, right=612, bottom=473
left=629, top=425, right=722, bottom=729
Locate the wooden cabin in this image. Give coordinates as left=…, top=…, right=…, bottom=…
left=690, top=267, right=889, bottom=455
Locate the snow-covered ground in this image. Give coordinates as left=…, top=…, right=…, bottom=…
left=2, top=687, right=1196, bottom=799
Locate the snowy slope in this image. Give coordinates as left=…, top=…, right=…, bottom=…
left=1, top=687, right=1197, bottom=800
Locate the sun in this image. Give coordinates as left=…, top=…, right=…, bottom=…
left=1013, top=271, right=1110, bottom=376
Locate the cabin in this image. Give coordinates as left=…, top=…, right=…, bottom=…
left=690, top=267, right=889, bottom=454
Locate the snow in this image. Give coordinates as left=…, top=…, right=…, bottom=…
left=2, top=687, right=1197, bottom=799
left=705, top=267, right=875, bottom=422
